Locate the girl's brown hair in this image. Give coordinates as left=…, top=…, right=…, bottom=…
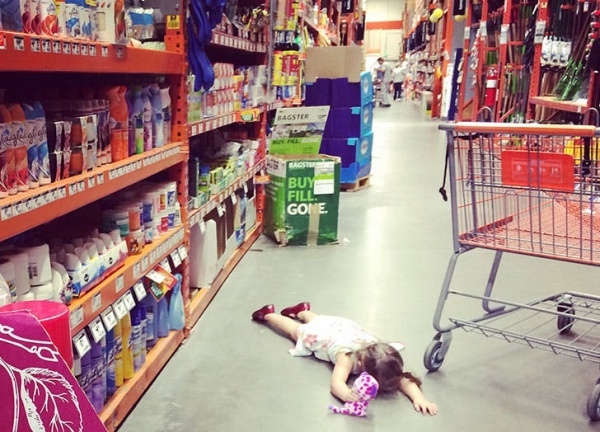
left=354, top=343, right=422, bottom=393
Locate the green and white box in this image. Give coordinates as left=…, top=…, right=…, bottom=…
left=269, top=106, right=330, bottom=155
left=265, top=154, right=340, bottom=246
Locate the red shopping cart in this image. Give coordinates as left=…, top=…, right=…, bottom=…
left=427, top=122, right=600, bottom=420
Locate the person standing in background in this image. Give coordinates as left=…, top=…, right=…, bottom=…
left=375, top=57, right=392, bottom=107
left=392, top=62, right=407, bottom=101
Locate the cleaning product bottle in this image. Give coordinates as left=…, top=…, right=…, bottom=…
left=106, top=328, right=116, bottom=398
left=139, top=301, right=147, bottom=363
left=168, top=273, right=185, bottom=331
left=144, top=293, right=157, bottom=348
left=64, top=0, right=80, bottom=38
left=33, top=102, right=50, bottom=185
left=101, top=336, right=107, bottom=403
left=55, top=0, right=66, bottom=36
left=105, top=86, right=128, bottom=162
left=160, top=87, right=171, bottom=143
left=149, top=84, right=164, bottom=148
left=0, top=105, right=17, bottom=197
left=113, top=317, right=123, bottom=387
left=79, top=350, right=93, bottom=403
left=156, top=292, right=169, bottom=338
left=141, top=85, right=153, bottom=151
left=7, top=104, right=29, bottom=192
left=121, top=313, right=134, bottom=380
left=21, top=103, right=39, bottom=189
left=130, top=306, right=142, bottom=372
left=130, top=86, right=144, bottom=155
left=89, top=334, right=105, bottom=412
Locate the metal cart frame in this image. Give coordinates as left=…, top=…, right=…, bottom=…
left=426, top=122, right=600, bottom=420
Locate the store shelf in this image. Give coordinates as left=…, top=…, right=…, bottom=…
left=188, top=223, right=263, bottom=328
left=188, top=101, right=284, bottom=137
left=211, top=31, right=267, bottom=53
left=0, top=32, right=184, bottom=74
left=0, top=143, right=185, bottom=242
left=68, top=226, right=186, bottom=335
left=100, top=328, right=185, bottom=432
left=529, top=96, right=589, bottom=114
left=188, top=161, right=266, bottom=226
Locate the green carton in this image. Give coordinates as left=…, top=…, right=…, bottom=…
left=265, top=154, right=340, bottom=246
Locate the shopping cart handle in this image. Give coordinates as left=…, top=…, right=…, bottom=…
left=439, top=187, right=448, bottom=201
left=439, top=122, right=598, bottom=137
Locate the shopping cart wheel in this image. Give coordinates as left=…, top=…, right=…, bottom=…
left=424, top=334, right=450, bottom=372
left=557, top=301, right=575, bottom=334
left=586, top=380, right=600, bottom=421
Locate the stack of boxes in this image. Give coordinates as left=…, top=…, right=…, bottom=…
left=305, top=71, right=374, bottom=184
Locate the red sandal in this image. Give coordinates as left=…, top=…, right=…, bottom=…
left=251, top=304, right=275, bottom=322
left=281, top=302, right=310, bottom=319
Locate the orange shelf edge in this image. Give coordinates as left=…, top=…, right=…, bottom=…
left=188, top=223, right=263, bottom=328
left=0, top=32, right=184, bottom=74
left=211, top=31, right=267, bottom=53
left=100, top=329, right=185, bottom=432
left=69, top=226, right=186, bottom=335
left=0, top=142, right=186, bottom=242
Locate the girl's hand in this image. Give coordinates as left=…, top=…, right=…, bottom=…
left=412, top=397, right=438, bottom=416
left=344, top=387, right=360, bottom=403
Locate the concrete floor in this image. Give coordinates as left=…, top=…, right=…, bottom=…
left=120, top=102, right=600, bottom=431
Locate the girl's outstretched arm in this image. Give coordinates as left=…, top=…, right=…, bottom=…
left=399, top=377, right=439, bottom=415
left=331, top=353, right=360, bottom=402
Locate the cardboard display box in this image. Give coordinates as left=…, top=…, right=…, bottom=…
left=265, top=154, right=340, bottom=246
left=320, top=131, right=373, bottom=169
left=305, top=46, right=364, bottom=83
left=323, top=103, right=373, bottom=139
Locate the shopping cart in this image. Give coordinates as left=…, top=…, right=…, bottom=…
left=427, top=122, right=600, bottom=420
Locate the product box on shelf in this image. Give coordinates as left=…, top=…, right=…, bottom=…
left=305, top=46, right=364, bottom=84
left=305, top=72, right=373, bottom=108
left=320, top=131, right=373, bottom=169
left=265, top=154, right=340, bottom=246
left=269, top=106, right=330, bottom=155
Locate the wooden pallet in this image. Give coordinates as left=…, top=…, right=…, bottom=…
left=341, top=175, right=371, bottom=192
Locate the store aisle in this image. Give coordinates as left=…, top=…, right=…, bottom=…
left=120, top=102, right=600, bottom=432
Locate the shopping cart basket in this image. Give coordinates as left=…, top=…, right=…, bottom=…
left=427, top=122, right=600, bottom=420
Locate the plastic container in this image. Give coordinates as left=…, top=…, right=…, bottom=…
left=144, top=294, right=157, bottom=348
left=7, top=103, right=29, bottom=192
left=0, top=107, right=18, bottom=197
left=130, top=306, right=142, bottom=371
left=121, top=313, right=134, bottom=380
left=156, top=295, right=169, bottom=338
left=168, top=273, right=184, bottom=330
left=105, top=86, right=129, bottom=162
left=106, top=328, right=116, bottom=398
left=114, top=317, right=123, bottom=387
left=0, top=300, right=74, bottom=367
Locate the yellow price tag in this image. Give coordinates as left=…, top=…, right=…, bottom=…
left=167, top=15, right=181, bottom=30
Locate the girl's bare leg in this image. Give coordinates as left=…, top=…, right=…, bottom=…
left=297, top=310, right=317, bottom=323
left=265, top=313, right=301, bottom=341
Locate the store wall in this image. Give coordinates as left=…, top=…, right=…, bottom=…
left=364, top=0, right=404, bottom=61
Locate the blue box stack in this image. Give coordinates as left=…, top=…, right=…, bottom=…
left=305, top=71, right=374, bottom=184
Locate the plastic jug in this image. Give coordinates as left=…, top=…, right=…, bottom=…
left=168, top=273, right=185, bottom=330
left=189, top=219, right=218, bottom=287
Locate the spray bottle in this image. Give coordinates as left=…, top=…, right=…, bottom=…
left=7, top=104, right=29, bottom=192
left=21, top=102, right=40, bottom=189
left=114, top=317, right=123, bottom=387
left=121, top=313, right=134, bottom=380
left=0, top=105, right=18, bottom=197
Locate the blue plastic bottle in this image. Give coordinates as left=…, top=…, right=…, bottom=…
left=106, top=328, right=116, bottom=398
left=169, top=273, right=185, bottom=330
left=89, top=336, right=105, bottom=413
left=144, top=294, right=158, bottom=348
left=141, top=86, right=153, bottom=151
left=0, top=0, right=23, bottom=31
left=139, top=301, right=147, bottom=363
left=21, top=103, right=39, bottom=189
left=32, top=102, right=51, bottom=185
left=149, top=84, right=164, bottom=148
left=79, top=350, right=93, bottom=404
left=156, top=293, right=169, bottom=338
left=130, top=306, right=142, bottom=372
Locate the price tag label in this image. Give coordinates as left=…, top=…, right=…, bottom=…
left=244, top=182, right=248, bottom=194
left=115, top=275, right=124, bottom=293
left=92, top=292, right=102, bottom=312
left=167, top=15, right=181, bottom=30
left=88, top=176, right=96, bottom=188
left=141, top=256, right=149, bottom=272
left=231, top=193, right=237, bottom=205
left=97, top=172, right=104, bottom=184
left=160, top=257, right=172, bottom=273
left=81, top=43, right=88, bottom=55
left=62, top=40, right=71, bottom=54
left=133, top=262, right=142, bottom=279
left=52, top=39, right=61, bottom=53
left=500, top=24, right=509, bottom=45
left=177, top=245, right=188, bottom=260
left=30, top=38, right=40, bottom=52
left=70, top=306, right=84, bottom=329
left=113, top=298, right=128, bottom=319
left=133, top=281, right=147, bottom=301
left=480, top=22, right=487, bottom=38
left=88, top=316, right=106, bottom=343
left=42, top=39, right=50, bottom=53
left=146, top=269, right=166, bottom=284
left=101, top=45, right=108, bottom=57
left=217, top=205, right=224, bottom=217
left=89, top=44, right=97, bottom=56
left=535, top=21, right=546, bottom=44
left=116, top=46, right=124, bottom=59
left=73, top=330, right=92, bottom=357
left=101, top=307, right=118, bottom=331
left=72, top=42, right=80, bottom=55
left=77, top=180, right=85, bottom=192
left=170, top=250, right=182, bottom=268
left=123, top=291, right=136, bottom=311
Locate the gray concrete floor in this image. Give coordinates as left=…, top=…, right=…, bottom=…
left=120, top=102, right=600, bottom=431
